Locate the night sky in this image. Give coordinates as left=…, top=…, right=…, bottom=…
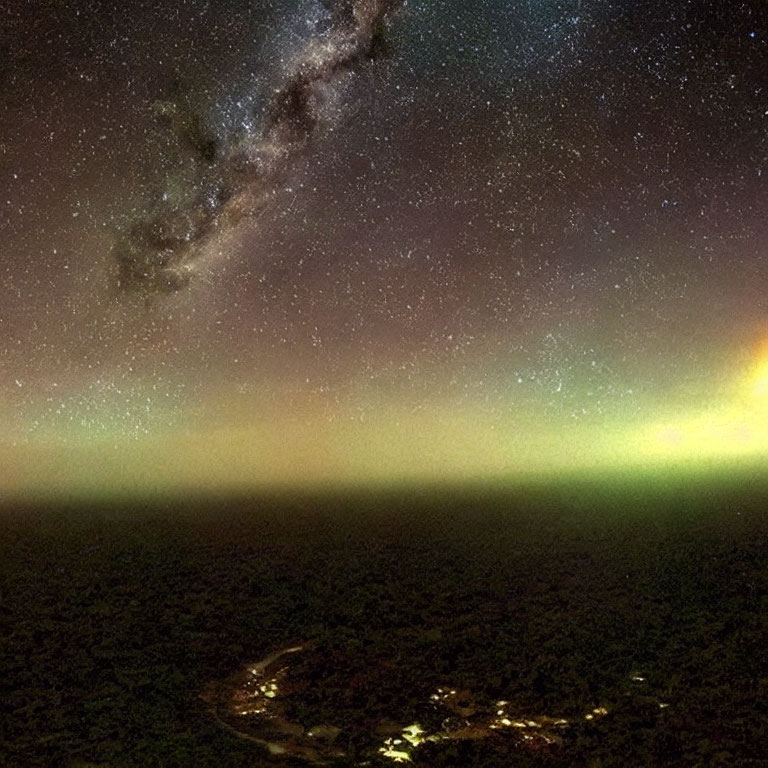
left=1, top=0, right=767, bottom=498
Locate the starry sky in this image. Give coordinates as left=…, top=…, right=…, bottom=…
left=1, top=0, right=767, bottom=499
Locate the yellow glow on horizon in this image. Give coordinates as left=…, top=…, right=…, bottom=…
left=637, top=342, right=768, bottom=463
left=749, top=342, right=768, bottom=400
left=1, top=405, right=616, bottom=500
left=646, top=410, right=762, bottom=459
left=9, top=342, right=768, bottom=501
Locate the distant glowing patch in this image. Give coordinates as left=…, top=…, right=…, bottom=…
left=401, top=724, right=427, bottom=747
left=379, top=739, right=412, bottom=762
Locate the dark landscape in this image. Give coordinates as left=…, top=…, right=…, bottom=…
left=3, top=468, right=768, bottom=767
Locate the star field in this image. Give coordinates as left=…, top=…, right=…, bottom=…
left=1, top=0, right=767, bottom=497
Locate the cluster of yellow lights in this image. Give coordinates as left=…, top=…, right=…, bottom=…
left=217, top=651, right=674, bottom=766
left=379, top=725, right=431, bottom=762
left=376, top=688, right=615, bottom=763
left=377, top=673, right=676, bottom=764
left=488, top=701, right=569, bottom=747
left=429, top=688, right=454, bottom=704
left=230, top=646, right=304, bottom=718
left=232, top=673, right=281, bottom=717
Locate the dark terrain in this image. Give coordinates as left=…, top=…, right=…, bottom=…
left=2, top=469, right=768, bottom=767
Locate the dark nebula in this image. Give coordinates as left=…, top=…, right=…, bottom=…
left=113, top=0, right=403, bottom=299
